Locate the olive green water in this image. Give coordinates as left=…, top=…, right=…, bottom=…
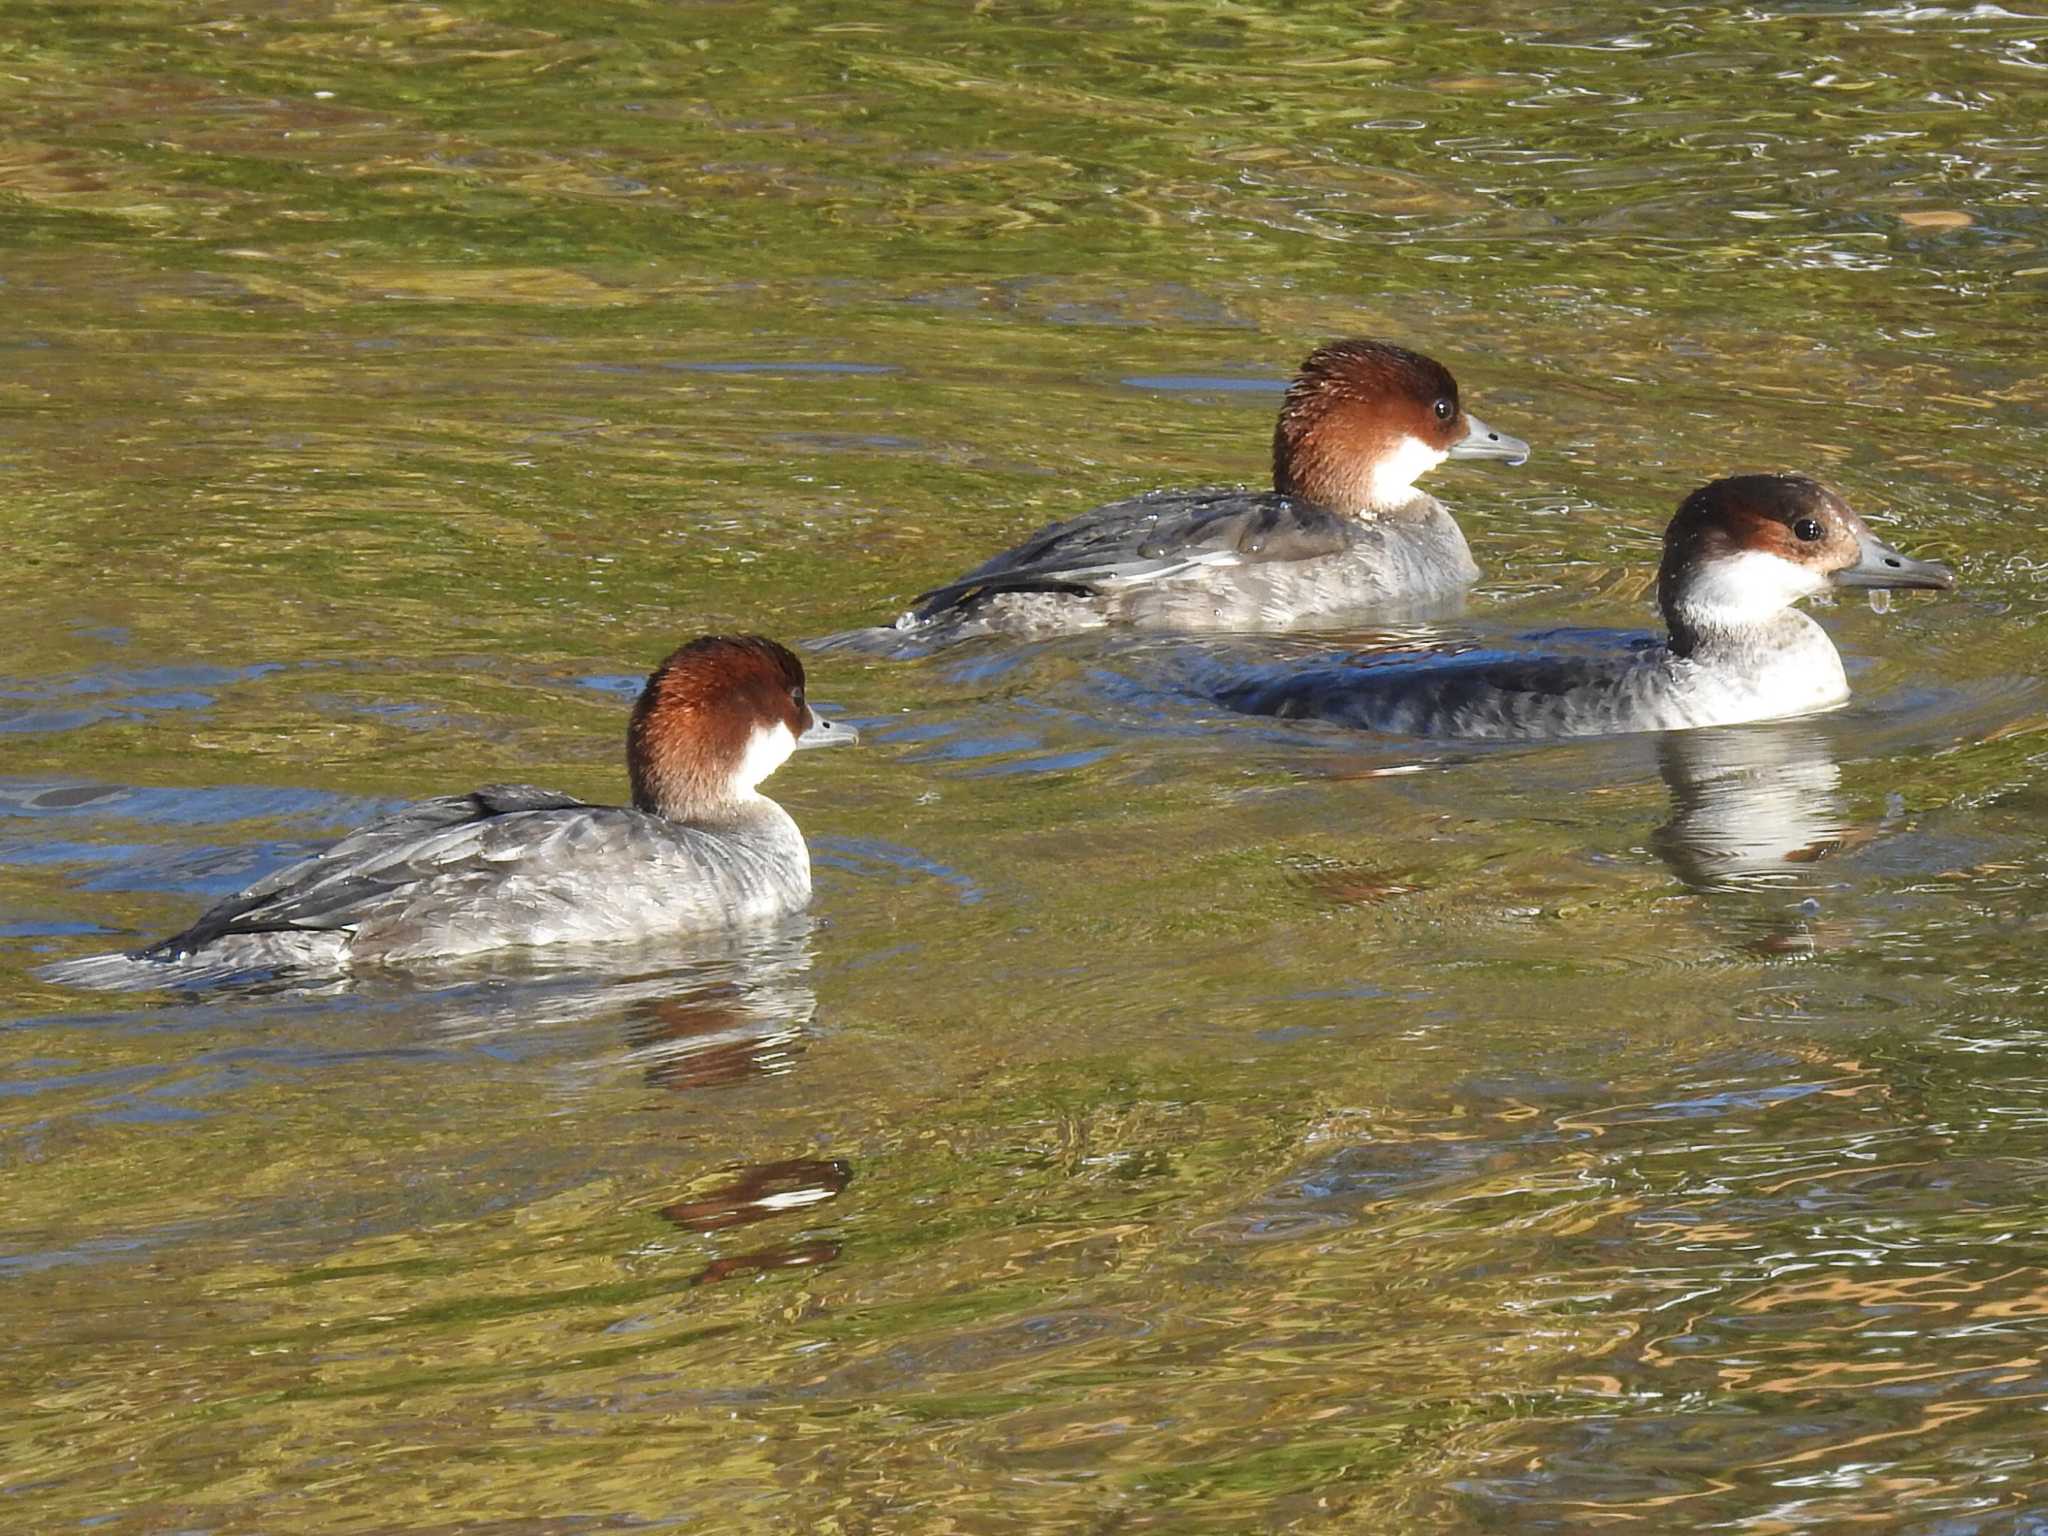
left=5, top=2, right=2048, bottom=1530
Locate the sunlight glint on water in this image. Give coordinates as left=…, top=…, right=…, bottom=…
left=2, top=2, right=2047, bottom=1531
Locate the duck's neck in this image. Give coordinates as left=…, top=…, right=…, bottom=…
left=1302, top=483, right=1444, bottom=526
left=1666, top=602, right=1826, bottom=664
left=1665, top=606, right=1850, bottom=718
left=1370, top=487, right=1451, bottom=525
left=642, top=783, right=788, bottom=833
left=1661, top=552, right=1832, bottom=659
left=1277, top=441, right=1447, bottom=523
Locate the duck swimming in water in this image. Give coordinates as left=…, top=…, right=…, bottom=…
left=1218, top=474, right=1955, bottom=740
left=45, top=635, right=856, bottom=987
left=835, top=339, right=1528, bottom=648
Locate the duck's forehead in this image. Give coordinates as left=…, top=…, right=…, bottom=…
left=730, top=636, right=804, bottom=688
left=1772, top=475, right=1853, bottom=519
left=1728, top=499, right=1795, bottom=536
left=1710, top=480, right=1824, bottom=528
left=1776, top=478, right=1846, bottom=516
left=1402, top=351, right=1456, bottom=398
left=1775, top=482, right=1868, bottom=545
left=1815, top=486, right=1860, bottom=526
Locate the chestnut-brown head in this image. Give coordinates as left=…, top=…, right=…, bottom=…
left=1658, top=474, right=1955, bottom=654
left=627, top=636, right=856, bottom=820
left=1270, top=338, right=1528, bottom=514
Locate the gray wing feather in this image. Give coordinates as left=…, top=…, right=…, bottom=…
left=909, top=490, right=1353, bottom=621
left=146, top=784, right=595, bottom=956
left=1221, top=652, right=1662, bottom=740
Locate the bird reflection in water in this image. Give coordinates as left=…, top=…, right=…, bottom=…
left=380, top=915, right=819, bottom=1059
left=567, top=922, right=853, bottom=1286
left=622, top=972, right=812, bottom=1093
left=445, top=924, right=857, bottom=1286
left=589, top=918, right=818, bottom=1093
left=1649, top=718, right=1881, bottom=955
left=661, top=1157, right=853, bottom=1287
left=1650, top=718, right=1854, bottom=888
left=492, top=924, right=852, bottom=1286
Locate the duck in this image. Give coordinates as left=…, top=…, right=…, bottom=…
left=44, top=635, right=856, bottom=986
left=833, top=338, right=1528, bottom=648
left=1217, top=474, right=1955, bottom=739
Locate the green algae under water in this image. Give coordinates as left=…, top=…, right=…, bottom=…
left=4, top=3, right=2048, bottom=1530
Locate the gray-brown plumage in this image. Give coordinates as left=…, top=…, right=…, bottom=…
left=822, top=339, right=1528, bottom=651
left=45, top=636, right=857, bottom=988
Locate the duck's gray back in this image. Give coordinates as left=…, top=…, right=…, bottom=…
left=902, top=489, right=1479, bottom=640
left=49, top=785, right=814, bottom=986
left=344, top=798, right=813, bottom=963
left=1223, top=613, right=1851, bottom=741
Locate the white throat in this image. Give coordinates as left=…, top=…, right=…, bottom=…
left=733, top=720, right=797, bottom=797
left=1670, top=550, right=1826, bottom=638
left=1362, top=436, right=1448, bottom=510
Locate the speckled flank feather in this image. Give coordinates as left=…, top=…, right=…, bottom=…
left=886, top=488, right=1481, bottom=642
left=1222, top=614, right=1851, bottom=741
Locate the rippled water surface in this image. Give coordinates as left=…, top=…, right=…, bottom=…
left=5, top=2, right=2048, bottom=1530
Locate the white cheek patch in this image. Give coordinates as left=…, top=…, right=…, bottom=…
left=734, top=720, right=798, bottom=793
left=1366, top=435, right=1450, bottom=506
left=1672, top=549, right=1828, bottom=632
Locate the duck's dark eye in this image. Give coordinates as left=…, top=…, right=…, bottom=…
left=1792, top=517, right=1824, bottom=543
left=1433, top=398, right=1454, bottom=422
left=791, top=685, right=806, bottom=712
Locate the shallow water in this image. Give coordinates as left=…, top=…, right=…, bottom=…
left=5, top=2, right=2048, bottom=1530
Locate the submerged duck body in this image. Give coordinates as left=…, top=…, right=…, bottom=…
left=47, top=636, right=856, bottom=987
left=846, top=339, right=1528, bottom=647
left=1221, top=475, right=1956, bottom=740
